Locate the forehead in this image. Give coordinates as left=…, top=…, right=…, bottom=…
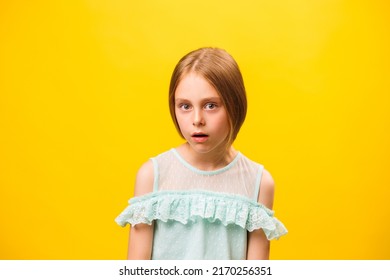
left=175, top=73, right=221, bottom=101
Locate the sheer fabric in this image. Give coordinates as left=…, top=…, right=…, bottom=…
left=116, top=149, right=287, bottom=259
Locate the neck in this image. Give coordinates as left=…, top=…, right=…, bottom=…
left=178, top=142, right=237, bottom=171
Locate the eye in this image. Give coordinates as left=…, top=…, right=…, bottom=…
left=204, top=103, right=217, bottom=110
left=179, top=103, right=191, bottom=110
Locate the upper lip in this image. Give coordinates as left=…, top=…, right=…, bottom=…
left=191, top=132, right=208, bottom=137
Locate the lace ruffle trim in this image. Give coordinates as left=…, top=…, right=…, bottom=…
left=115, top=190, right=287, bottom=240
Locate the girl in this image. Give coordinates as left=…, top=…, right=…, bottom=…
left=115, top=47, right=287, bottom=260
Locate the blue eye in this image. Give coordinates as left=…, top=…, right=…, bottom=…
left=205, top=103, right=217, bottom=110
left=179, top=104, right=191, bottom=110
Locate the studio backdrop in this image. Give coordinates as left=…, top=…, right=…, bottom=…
left=1, top=0, right=389, bottom=259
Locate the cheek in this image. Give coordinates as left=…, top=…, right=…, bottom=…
left=214, top=112, right=230, bottom=133
left=175, top=112, right=188, bottom=131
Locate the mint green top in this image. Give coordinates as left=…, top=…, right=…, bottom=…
left=115, top=149, right=287, bottom=260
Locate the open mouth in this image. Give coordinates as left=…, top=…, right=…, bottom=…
left=191, top=133, right=209, bottom=142
left=192, top=132, right=208, bottom=137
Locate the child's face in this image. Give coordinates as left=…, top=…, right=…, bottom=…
left=174, top=72, right=230, bottom=155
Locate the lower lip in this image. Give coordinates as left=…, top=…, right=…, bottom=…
left=192, top=136, right=209, bottom=143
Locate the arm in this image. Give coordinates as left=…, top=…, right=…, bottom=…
left=127, top=160, right=155, bottom=260
left=247, top=169, right=275, bottom=260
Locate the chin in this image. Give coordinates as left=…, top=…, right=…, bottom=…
left=189, top=143, right=222, bottom=155
left=190, top=145, right=210, bottom=153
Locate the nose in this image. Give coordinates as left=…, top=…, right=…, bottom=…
left=192, top=109, right=205, bottom=126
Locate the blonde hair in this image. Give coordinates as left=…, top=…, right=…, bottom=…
left=169, top=47, right=247, bottom=146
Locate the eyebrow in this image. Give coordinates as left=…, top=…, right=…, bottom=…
left=175, top=97, right=221, bottom=104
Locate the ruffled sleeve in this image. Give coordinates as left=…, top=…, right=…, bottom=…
left=115, top=190, right=287, bottom=240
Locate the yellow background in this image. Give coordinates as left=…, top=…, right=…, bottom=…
left=1, top=0, right=389, bottom=259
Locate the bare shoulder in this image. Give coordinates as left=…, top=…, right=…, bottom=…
left=133, top=160, right=154, bottom=197
left=258, top=168, right=275, bottom=210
